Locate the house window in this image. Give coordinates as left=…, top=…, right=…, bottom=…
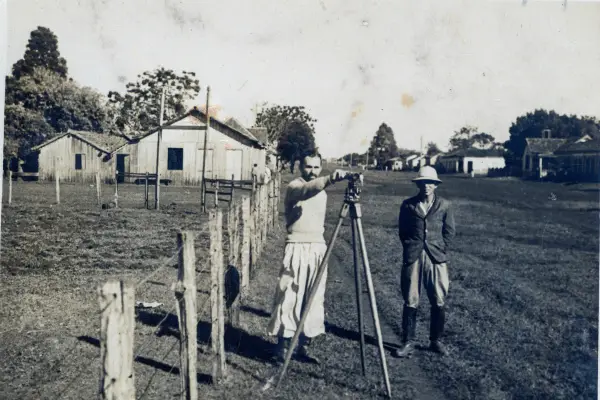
left=75, top=154, right=85, bottom=170
left=168, top=148, right=184, bottom=170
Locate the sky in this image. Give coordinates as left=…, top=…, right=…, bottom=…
left=3, top=0, right=600, bottom=158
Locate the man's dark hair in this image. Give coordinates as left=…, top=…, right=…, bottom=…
left=299, top=150, right=322, bottom=167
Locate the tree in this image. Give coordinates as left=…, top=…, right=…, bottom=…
left=12, top=27, right=68, bottom=80
left=426, top=142, right=442, bottom=156
left=504, top=109, right=600, bottom=170
left=368, top=122, right=398, bottom=167
left=448, top=126, right=496, bottom=151
left=4, top=67, right=114, bottom=158
left=254, top=105, right=317, bottom=145
left=108, top=68, right=200, bottom=134
left=276, top=120, right=317, bottom=172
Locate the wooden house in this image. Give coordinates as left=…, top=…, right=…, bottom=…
left=30, top=107, right=266, bottom=185
left=553, top=135, right=600, bottom=182
left=30, top=130, right=131, bottom=182
left=437, top=148, right=505, bottom=175
left=522, top=130, right=568, bottom=179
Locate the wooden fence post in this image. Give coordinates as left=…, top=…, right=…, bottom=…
left=8, top=171, right=12, bottom=205
left=240, top=197, right=251, bottom=297
left=226, top=205, right=241, bottom=326
left=250, top=189, right=258, bottom=270
left=98, top=281, right=135, bottom=400
left=55, top=171, right=60, bottom=204
left=144, top=172, right=149, bottom=209
left=114, top=171, right=119, bottom=208
left=174, top=231, right=198, bottom=400
left=230, top=174, right=235, bottom=204
left=262, top=184, right=268, bottom=244
left=214, top=181, right=219, bottom=208
left=201, top=179, right=206, bottom=213
left=209, top=209, right=227, bottom=381
left=96, top=172, right=101, bottom=205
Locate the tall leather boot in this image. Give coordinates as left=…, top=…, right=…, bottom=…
left=393, top=306, right=417, bottom=358
left=274, top=336, right=292, bottom=364
left=429, top=306, right=448, bottom=356
left=297, top=334, right=320, bottom=364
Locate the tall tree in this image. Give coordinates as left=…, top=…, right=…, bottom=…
left=504, top=109, right=600, bottom=170
left=4, top=67, right=114, bottom=158
left=368, top=122, right=398, bottom=167
left=108, top=68, right=200, bottom=134
left=11, top=26, right=68, bottom=79
left=276, top=120, right=317, bottom=172
left=426, top=142, right=442, bottom=156
left=254, top=105, right=317, bottom=145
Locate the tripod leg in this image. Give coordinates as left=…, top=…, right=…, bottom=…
left=351, top=218, right=367, bottom=376
left=275, top=203, right=349, bottom=388
left=355, top=217, right=392, bottom=398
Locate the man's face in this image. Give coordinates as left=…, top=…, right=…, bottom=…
left=417, top=180, right=438, bottom=197
left=300, top=156, right=322, bottom=181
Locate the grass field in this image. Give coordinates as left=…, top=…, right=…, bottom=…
left=0, top=171, right=598, bottom=399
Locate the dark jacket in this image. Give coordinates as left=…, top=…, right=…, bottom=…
left=398, top=195, right=456, bottom=266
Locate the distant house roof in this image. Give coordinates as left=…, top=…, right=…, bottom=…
left=31, top=130, right=130, bottom=154
left=525, top=138, right=568, bottom=155
left=443, top=148, right=505, bottom=158
left=554, top=139, right=600, bottom=154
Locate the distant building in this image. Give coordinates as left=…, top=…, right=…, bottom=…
left=522, top=129, right=568, bottom=179
left=437, top=148, right=505, bottom=175
left=553, top=135, right=600, bottom=182
left=384, top=157, right=403, bottom=171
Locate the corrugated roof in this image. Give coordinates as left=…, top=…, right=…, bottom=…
left=31, top=130, right=129, bottom=153
left=224, top=117, right=259, bottom=141
left=525, top=138, right=568, bottom=154
left=70, top=130, right=130, bottom=153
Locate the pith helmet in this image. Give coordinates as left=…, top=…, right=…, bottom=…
left=412, top=166, right=442, bottom=183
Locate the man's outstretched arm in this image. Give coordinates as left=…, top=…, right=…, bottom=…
left=286, top=170, right=350, bottom=203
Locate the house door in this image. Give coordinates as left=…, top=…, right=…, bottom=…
left=116, top=154, right=129, bottom=183
left=225, top=149, right=243, bottom=180
left=467, top=161, right=474, bottom=173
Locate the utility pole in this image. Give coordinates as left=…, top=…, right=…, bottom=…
left=155, top=87, right=166, bottom=210
left=200, top=86, right=211, bottom=209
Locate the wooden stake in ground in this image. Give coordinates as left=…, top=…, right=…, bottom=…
left=155, top=87, right=166, bottom=210
left=174, top=231, right=198, bottom=400
left=144, top=172, right=149, bottom=209
left=209, top=209, right=227, bottom=381
left=114, top=171, right=119, bottom=208
left=98, top=280, right=135, bottom=400
left=226, top=205, right=241, bottom=326
left=55, top=171, right=60, bottom=204
left=240, top=197, right=251, bottom=296
left=8, top=171, right=12, bottom=205
left=96, top=172, right=101, bottom=205
left=214, top=181, right=219, bottom=208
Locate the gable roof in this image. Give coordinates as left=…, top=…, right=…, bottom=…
left=554, top=139, right=600, bottom=154
left=443, top=148, right=505, bottom=158
left=223, top=117, right=259, bottom=141
left=31, top=130, right=130, bottom=154
left=525, top=138, right=568, bottom=155
left=130, top=108, right=264, bottom=148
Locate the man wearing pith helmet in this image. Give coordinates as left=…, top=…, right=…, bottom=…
left=394, top=165, right=456, bottom=357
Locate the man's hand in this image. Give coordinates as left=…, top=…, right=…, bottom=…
left=330, top=169, right=352, bottom=183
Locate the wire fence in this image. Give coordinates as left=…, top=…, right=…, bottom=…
left=40, top=173, right=282, bottom=399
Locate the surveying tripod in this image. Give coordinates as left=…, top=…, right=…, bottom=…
left=273, top=173, right=392, bottom=398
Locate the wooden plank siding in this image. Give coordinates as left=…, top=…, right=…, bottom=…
left=34, top=111, right=266, bottom=185
left=37, top=134, right=117, bottom=183
left=123, top=115, right=266, bottom=185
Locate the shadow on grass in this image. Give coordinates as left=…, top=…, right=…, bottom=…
left=136, top=309, right=277, bottom=364
left=76, top=335, right=213, bottom=384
